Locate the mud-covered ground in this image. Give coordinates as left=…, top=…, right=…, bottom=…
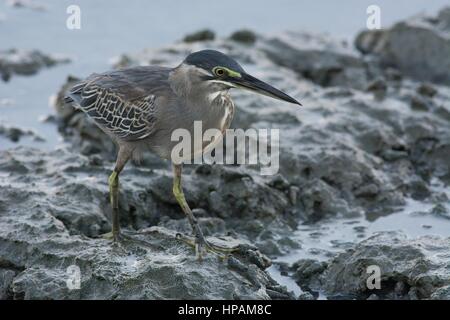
left=1, top=7, right=450, bottom=300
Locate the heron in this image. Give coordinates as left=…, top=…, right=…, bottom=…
left=65, top=49, right=301, bottom=258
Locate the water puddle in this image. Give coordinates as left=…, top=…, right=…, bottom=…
left=268, top=179, right=450, bottom=298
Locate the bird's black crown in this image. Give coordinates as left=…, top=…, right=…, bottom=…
left=184, top=50, right=245, bottom=73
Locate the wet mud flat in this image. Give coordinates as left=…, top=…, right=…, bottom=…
left=1, top=7, right=450, bottom=299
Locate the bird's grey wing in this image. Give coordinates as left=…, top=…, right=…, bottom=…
left=65, top=67, right=170, bottom=141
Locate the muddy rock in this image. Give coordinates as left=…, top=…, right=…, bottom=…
left=417, top=83, right=438, bottom=98
left=355, top=7, right=450, bottom=84
left=0, top=124, right=44, bottom=143
left=0, top=147, right=295, bottom=300
left=0, top=146, right=299, bottom=255
left=0, top=269, right=17, bottom=299
left=0, top=148, right=290, bottom=239
left=365, top=77, right=387, bottom=100
left=260, top=31, right=376, bottom=90
left=320, top=231, right=450, bottom=299
left=5, top=16, right=450, bottom=299
left=183, top=29, right=215, bottom=43
left=431, top=285, right=450, bottom=300
left=0, top=49, right=69, bottom=82
left=56, top=29, right=450, bottom=226
left=291, top=259, right=327, bottom=293
left=229, top=30, right=257, bottom=44
left=6, top=0, right=47, bottom=11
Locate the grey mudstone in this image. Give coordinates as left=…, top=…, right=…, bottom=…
left=229, top=30, right=257, bottom=44
left=183, top=29, right=215, bottom=43
left=0, top=48, right=69, bottom=81
left=0, top=124, right=43, bottom=143
left=291, top=259, right=327, bottom=292
left=355, top=7, right=450, bottom=85
left=11, top=18, right=450, bottom=299
left=0, top=147, right=293, bottom=299
left=54, top=26, right=450, bottom=228
left=0, top=269, right=17, bottom=299
left=320, top=231, right=450, bottom=299
left=260, top=31, right=374, bottom=90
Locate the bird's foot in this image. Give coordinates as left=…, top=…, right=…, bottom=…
left=100, top=230, right=154, bottom=249
left=176, top=232, right=240, bottom=261
left=101, top=231, right=120, bottom=242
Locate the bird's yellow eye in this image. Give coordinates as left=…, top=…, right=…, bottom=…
left=213, top=67, right=226, bottom=77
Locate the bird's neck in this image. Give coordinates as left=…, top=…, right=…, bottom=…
left=169, top=64, right=229, bottom=105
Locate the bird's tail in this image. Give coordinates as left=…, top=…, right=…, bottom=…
left=63, top=95, right=74, bottom=104
left=63, top=79, right=85, bottom=107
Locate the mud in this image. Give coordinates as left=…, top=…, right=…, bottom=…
left=2, top=8, right=450, bottom=299
left=0, top=48, right=69, bottom=82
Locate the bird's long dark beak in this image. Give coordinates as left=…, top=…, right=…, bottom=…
left=231, top=73, right=302, bottom=106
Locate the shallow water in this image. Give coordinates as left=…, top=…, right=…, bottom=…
left=268, top=178, right=450, bottom=297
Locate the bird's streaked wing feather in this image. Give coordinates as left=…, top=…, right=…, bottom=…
left=65, top=67, right=171, bottom=141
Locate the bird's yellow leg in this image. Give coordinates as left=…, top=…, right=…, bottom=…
left=172, top=165, right=238, bottom=259
left=102, top=170, right=154, bottom=248
left=102, top=170, right=120, bottom=241
left=109, top=171, right=119, bottom=207
left=99, top=147, right=145, bottom=244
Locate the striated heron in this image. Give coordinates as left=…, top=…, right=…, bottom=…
left=65, top=50, right=301, bottom=258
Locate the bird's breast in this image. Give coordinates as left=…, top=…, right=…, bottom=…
left=216, top=93, right=235, bottom=133
left=153, top=92, right=235, bottom=162
left=193, top=92, right=235, bottom=158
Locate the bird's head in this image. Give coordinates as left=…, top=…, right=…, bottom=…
left=182, top=49, right=302, bottom=105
